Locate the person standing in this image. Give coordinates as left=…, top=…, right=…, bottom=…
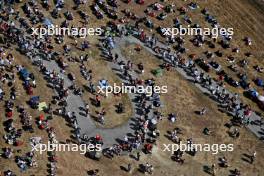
left=250, top=151, right=256, bottom=164
left=200, top=107, right=207, bottom=115
left=85, top=104, right=90, bottom=117
left=95, top=95, right=101, bottom=107
left=127, top=163, right=132, bottom=173
left=211, top=164, right=216, bottom=176
left=136, top=151, right=141, bottom=161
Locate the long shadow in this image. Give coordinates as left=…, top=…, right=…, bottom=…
left=203, top=165, right=212, bottom=175
left=120, top=165, right=128, bottom=172
left=241, top=153, right=252, bottom=163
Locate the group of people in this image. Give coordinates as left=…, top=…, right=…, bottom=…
left=97, top=1, right=262, bottom=175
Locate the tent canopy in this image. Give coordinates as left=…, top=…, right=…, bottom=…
left=249, top=89, right=259, bottom=98
left=30, top=96, right=40, bottom=103
left=38, top=102, right=48, bottom=111
left=152, top=68, right=163, bottom=77
left=19, top=68, right=29, bottom=80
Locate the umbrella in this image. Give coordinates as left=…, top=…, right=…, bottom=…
left=43, top=18, right=53, bottom=28
left=249, top=89, right=258, bottom=98
left=152, top=68, right=163, bottom=77
left=19, top=68, right=29, bottom=80
left=99, top=79, right=109, bottom=89
left=255, top=78, right=264, bottom=87
left=31, top=96, right=40, bottom=102
left=258, top=96, right=264, bottom=102
left=151, top=119, right=157, bottom=125
left=88, top=150, right=102, bottom=160
left=38, top=102, right=48, bottom=111
left=30, top=96, right=40, bottom=105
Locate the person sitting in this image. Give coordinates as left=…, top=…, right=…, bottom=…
left=138, top=63, right=144, bottom=73
left=169, top=113, right=176, bottom=122
left=232, top=47, right=240, bottom=53
left=200, top=107, right=207, bottom=115
left=203, top=127, right=211, bottom=135
left=219, top=157, right=228, bottom=167
left=254, top=65, right=264, bottom=73
left=137, top=0, right=144, bottom=5
left=65, top=11, right=73, bottom=20
left=229, top=128, right=240, bottom=138
left=88, top=169, right=99, bottom=176
left=4, top=170, right=16, bottom=176
left=173, top=149, right=184, bottom=164
left=2, top=147, right=13, bottom=158
left=116, top=103, right=124, bottom=113
left=233, top=168, right=241, bottom=176
left=144, top=143, right=153, bottom=154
